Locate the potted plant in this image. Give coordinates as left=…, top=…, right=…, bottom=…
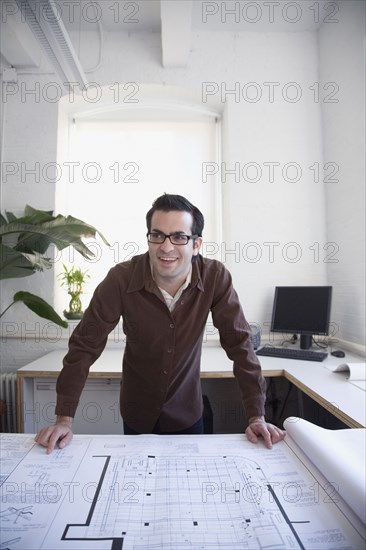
left=0, top=205, right=109, bottom=327
left=58, top=264, right=90, bottom=319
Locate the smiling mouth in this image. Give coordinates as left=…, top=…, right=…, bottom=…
left=159, top=257, right=178, bottom=263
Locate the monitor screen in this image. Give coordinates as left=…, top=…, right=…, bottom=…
left=270, top=286, right=332, bottom=349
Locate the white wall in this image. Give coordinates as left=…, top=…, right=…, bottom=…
left=318, top=0, right=365, bottom=347
left=1, top=13, right=364, bottom=369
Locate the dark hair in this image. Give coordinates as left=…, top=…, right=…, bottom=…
left=146, top=193, right=204, bottom=236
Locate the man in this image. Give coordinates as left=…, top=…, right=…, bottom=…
left=36, top=194, right=285, bottom=453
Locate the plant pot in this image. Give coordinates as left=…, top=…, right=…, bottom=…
left=63, top=311, right=83, bottom=320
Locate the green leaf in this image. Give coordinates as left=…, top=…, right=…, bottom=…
left=23, top=205, right=54, bottom=219
left=13, top=291, right=68, bottom=328
left=0, top=216, right=110, bottom=258
left=0, top=244, right=35, bottom=279
left=43, top=215, right=110, bottom=246
left=4, top=211, right=17, bottom=223
left=14, top=207, right=55, bottom=253
left=21, top=252, right=53, bottom=271
left=0, top=243, right=52, bottom=279
left=0, top=222, right=68, bottom=249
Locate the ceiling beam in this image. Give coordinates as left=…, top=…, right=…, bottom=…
left=0, top=0, right=41, bottom=67
left=13, top=0, right=88, bottom=91
left=160, top=0, right=192, bottom=68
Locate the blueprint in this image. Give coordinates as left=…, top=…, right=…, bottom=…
left=283, top=417, right=366, bottom=523
left=0, top=431, right=365, bottom=550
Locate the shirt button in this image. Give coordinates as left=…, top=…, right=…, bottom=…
left=167, top=349, right=172, bottom=353
left=163, top=370, right=168, bottom=375
left=170, top=323, right=174, bottom=329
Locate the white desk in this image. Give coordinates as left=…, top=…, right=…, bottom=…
left=17, top=346, right=366, bottom=432
left=203, top=347, right=366, bottom=428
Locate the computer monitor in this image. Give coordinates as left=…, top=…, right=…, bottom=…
left=270, top=286, right=332, bottom=350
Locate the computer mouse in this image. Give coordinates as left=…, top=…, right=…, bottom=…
left=331, top=350, right=345, bottom=358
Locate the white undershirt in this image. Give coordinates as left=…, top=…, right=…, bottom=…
left=151, top=264, right=192, bottom=312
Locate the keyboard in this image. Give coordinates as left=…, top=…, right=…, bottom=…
left=256, top=346, right=328, bottom=362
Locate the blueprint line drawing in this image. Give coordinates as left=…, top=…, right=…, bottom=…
left=63, top=454, right=314, bottom=549
left=0, top=507, right=33, bottom=524
left=0, top=433, right=365, bottom=550
left=61, top=450, right=363, bottom=550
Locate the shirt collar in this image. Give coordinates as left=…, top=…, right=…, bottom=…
left=126, top=252, right=204, bottom=293
left=153, top=263, right=192, bottom=294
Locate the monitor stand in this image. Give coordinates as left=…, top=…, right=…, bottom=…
left=300, top=334, right=312, bottom=350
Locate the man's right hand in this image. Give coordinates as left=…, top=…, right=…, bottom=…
left=35, top=416, right=73, bottom=454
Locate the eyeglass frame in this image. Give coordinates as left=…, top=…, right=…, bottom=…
left=146, top=231, right=199, bottom=246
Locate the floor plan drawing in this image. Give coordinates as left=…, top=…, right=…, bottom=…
left=63, top=454, right=309, bottom=549
left=0, top=432, right=365, bottom=550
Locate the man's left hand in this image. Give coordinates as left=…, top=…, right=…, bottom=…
left=245, top=417, right=286, bottom=449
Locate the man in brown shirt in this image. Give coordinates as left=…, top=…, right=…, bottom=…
left=36, top=194, right=285, bottom=453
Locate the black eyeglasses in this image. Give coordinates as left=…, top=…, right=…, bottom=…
left=147, top=232, right=198, bottom=245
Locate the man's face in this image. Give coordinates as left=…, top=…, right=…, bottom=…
left=148, top=210, right=202, bottom=290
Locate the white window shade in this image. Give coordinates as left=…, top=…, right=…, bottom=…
left=55, top=110, right=221, bottom=314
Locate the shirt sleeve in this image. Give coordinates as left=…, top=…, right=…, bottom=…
left=55, top=267, right=123, bottom=418
left=210, top=263, right=266, bottom=420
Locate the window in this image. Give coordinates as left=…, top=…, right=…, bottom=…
left=55, top=105, right=221, bottom=314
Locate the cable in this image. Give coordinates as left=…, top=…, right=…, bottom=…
left=0, top=93, right=6, bottom=206
left=312, top=337, right=328, bottom=350
left=83, top=5, right=104, bottom=74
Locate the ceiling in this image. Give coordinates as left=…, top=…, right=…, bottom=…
left=1, top=0, right=329, bottom=81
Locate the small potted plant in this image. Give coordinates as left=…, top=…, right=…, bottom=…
left=58, top=264, right=90, bottom=320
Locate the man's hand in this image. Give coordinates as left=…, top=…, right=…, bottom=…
left=35, top=416, right=74, bottom=454
left=245, top=416, right=286, bottom=449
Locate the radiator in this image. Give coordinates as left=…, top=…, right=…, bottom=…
left=0, top=373, right=17, bottom=433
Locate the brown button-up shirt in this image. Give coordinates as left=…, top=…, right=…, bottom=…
left=56, top=252, right=266, bottom=432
